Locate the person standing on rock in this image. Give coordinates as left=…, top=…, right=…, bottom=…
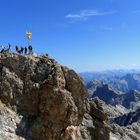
left=20, top=46, right=24, bottom=54
left=8, top=43, right=11, bottom=52
left=24, top=47, right=27, bottom=54
left=28, top=45, right=33, bottom=54
left=16, top=46, right=18, bottom=53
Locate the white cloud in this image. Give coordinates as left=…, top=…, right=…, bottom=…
left=65, top=10, right=116, bottom=21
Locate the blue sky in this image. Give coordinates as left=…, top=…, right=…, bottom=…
left=0, top=0, right=140, bottom=72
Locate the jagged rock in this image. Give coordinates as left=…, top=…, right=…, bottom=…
left=91, top=98, right=140, bottom=140
left=61, top=125, right=82, bottom=140
left=0, top=52, right=111, bottom=140
left=113, top=108, right=140, bottom=126
left=89, top=98, right=108, bottom=121
left=111, top=122, right=140, bottom=140
left=79, top=98, right=111, bottom=140
left=91, top=83, right=121, bottom=105
left=90, top=98, right=129, bottom=120
left=0, top=100, right=24, bottom=140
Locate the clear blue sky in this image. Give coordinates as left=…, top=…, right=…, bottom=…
left=0, top=0, right=140, bottom=72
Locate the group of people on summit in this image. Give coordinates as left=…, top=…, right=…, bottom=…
left=0, top=44, right=33, bottom=54
left=15, top=45, right=33, bottom=54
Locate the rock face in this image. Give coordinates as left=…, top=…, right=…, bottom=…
left=90, top=83, right=121, bottom=105
left=0, top=52, right=111, bottom=140
left=89, top=98, right=140, bottom=140
left=0, top=100, right=24, bottom=140
left=113, top=108, right=140, bottom=126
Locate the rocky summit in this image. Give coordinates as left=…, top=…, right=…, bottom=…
left=0, top=52, right=112, bottom=140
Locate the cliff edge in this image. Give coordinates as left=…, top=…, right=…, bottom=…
left=0, top=53, right=110, bottom=140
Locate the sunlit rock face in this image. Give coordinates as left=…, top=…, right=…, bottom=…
left=0, top=52, right=111, bottom=140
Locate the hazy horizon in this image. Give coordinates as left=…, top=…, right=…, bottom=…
left=79, top=68, right=140, bottom=73
left=1, top=0, right=140, bottom=72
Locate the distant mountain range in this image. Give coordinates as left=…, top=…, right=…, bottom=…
left=89, top=82, right=140, bottom=110
left=80, top=69, right=140, bottom=84
left=80, top=70, right=140, bottom=93
left=80, top=69, right=140, bottom=139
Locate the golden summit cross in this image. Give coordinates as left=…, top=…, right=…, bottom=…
left=26, top=31, right=32, bottom=47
